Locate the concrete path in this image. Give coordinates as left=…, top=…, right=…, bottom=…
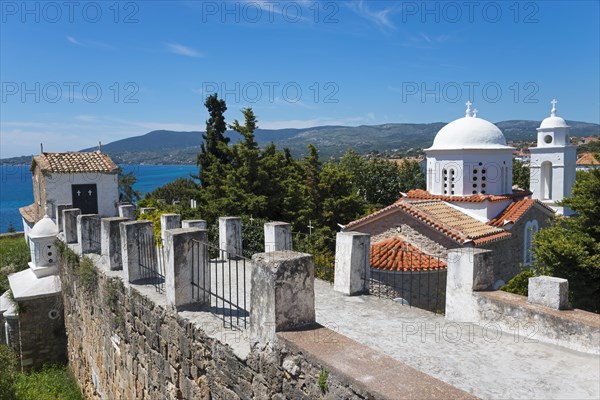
left=314, top=280, right=600, bottom=400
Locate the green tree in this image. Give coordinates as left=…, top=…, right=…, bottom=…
left=512, top=159, right=530, bottom=190
left=198, top=94, right=230, bottom=188
left=117, top=167, right=142, bottom=204
left=532, top=166, right=600, bottom=313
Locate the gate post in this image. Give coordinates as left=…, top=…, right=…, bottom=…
left=334, top=232, right=370, bottom=295
left=160, top=214, right=181, bottom=243
left=62, top=208, right=81, bottom=244
left=164, top=228, right=205, bottom=309
left=54, top=204, right=72, bottom=232
left=264, top=222, right=293, bottom=252
left=118, top=204, right=136, bottom=220
left=250, top=251, right=315, bottom=345
left=120, top=220, right=153, bottom=284
left=219, top=217, right=242, bottom=259
left=77, top=214, right=101, bottom=255
left=182, top=220, right=207, bottom=230
left=101, top=217, right=130, bottom=270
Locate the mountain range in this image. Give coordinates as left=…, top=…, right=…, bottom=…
left=2, top=120, right=598, bottom=165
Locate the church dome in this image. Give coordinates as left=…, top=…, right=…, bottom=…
left=29, top=214, right=59, bottom=239
left=539, top=100, right=568, bottom=129
left=427, top=105, right=509, bottom=150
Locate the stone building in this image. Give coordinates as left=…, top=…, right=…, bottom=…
left=1, top=214, right=67, bottom=369
left=345, top=101, right=569, bottom=302
left=19, top=149, right=119, bottom=236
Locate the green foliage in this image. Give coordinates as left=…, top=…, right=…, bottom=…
left=117, top=166, right=142, bottom=204
left=0, top=235, right=30, bottom=294
left=317, top=366, right=329, bottom=393
left=74, top=257, right=98, bottom=292
left=577, top=140, right=600, bottom=154
left=0, top=344, right=18, bottom=400
left=141, top=178, right=200, bottom=206
left=105, top=278, right=125, bottom=329
left=198, top=93, right=230, bottom=186
left=502, top=268, right=536, bottom=296
left=0, top=346, right=82, bottom=400
left=512, top=158, right=530, bottom=190
left=13, top=364, right=83, bottom=400
left=532, top=168, right=600, bottom=313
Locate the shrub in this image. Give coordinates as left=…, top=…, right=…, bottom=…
left=0, top=344, right=18, bottom=400
left=0, top=235, right=30, bottom=293
left=502, top=268, right=536, bottom=296
left=13, top=364, right=83, bottom=400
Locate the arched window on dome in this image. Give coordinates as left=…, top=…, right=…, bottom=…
left=541, top=161, right=553, bottom=199
left=523, top=219, right=539, bottom=266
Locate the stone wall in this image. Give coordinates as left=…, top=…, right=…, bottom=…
left=59, top=250, right=373, bottom=399
left=475, top=290, right=600, bottom=355
left=16, top=294, right=67, bottom=369
left=370, top=269, right=447, bottom=313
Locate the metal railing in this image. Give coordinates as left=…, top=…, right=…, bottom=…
left=137, top=233, right=166, bottom=293
left=369, top=245, right=447, bottom=314
left=191, top=240, right=250, bottom=330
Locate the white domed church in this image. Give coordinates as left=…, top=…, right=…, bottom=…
left=345, top=101, right=573, bottom=306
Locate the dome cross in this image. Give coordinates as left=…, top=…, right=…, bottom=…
left=465, top=101, right=473, bottom=117
left=551, top=98, right=558, bottom=117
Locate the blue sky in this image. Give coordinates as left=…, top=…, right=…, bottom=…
left=1, top=0, right=599, bottom=157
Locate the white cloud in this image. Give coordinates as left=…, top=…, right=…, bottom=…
left=346, top=0, right=396, bottom=30
left=66, top=36, right=81, bottom=45
left=166, top=43, right=203, bottom=58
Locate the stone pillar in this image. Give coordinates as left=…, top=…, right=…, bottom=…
left=528, top=276, right=569, bottom=310
left=334, top=232, right=370, bottom=295
left=62, top=208, right=81, bottom=244
left=219, top=217, right=242, bottom=258
left=160, top=214, right=181, bottom=243
left=182, top=219, right=207, bottom=230
left=164, top=228, right=207, bottom=309
left=445, top=248, right=494, bottom=322
left=140, top=207, right=155, bottom=215
left=101, top=217, right=130, bottom=270
left=264, top=222, right=293, bottom=252
left=77, top=214, right=102, bottom=255
left=54, top=204, right=72, bottom=232
left=120, top=220, right=153, bottom=284
left=118, top=204, right=136, bottom=220
left=250, top=251, right=315, bottom=344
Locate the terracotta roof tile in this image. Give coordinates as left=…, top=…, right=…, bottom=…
left=19, top=204, right=37, bottom=224
left=370, top=237, right=447, bottom=272
left=576, top=153, right=600, bottom=166
left=33, top=151, right=118, bottom=174
left=488, top=198, right=555, bottom=227
left=345, top=197, right=511, bottom=246
left=404, top=189, right=531, bottom=203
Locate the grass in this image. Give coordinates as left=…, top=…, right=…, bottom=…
left=0, top=345, right=83, bottom=400
left=0, top=235, right=30, bottom=294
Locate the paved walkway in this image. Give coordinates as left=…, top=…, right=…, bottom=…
left=314, top=280, right=600, bottom=400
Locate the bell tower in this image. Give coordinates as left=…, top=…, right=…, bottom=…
left=530, top=99, right=577, bottom=215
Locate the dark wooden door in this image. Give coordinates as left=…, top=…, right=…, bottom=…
left=72, top=184, right=98, bottom=214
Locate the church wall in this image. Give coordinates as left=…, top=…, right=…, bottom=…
left=43, top=172, right=119, bottom=218
left=349, top=211, right=460, bottom=251
left=481, top=206, right=554, bottom=285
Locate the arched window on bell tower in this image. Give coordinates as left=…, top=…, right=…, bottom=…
left=541, top=161, right=553, bottom=200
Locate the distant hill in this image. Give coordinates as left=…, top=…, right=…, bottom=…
left=1, top=120, right=598, bottom=165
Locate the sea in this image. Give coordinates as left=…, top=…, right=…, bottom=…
left=0, top=164, right=198, bottom=233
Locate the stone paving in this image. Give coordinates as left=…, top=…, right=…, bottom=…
left=314, top=279, right=600, bottom=400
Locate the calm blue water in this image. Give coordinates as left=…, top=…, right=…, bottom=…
left=0, top=164, right=198, bottom=233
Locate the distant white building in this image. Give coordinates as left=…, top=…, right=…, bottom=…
left=529, top=100, right=577, bottom=216
left=19, top=150, right=120, bottom=235
left=576, top=152, right=600, bottom=171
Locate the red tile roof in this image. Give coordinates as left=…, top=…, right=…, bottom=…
left=370, top=237, right=447, bottom=272
left=33, top=151, right=118, bottom=174
left=404, top=189, right=531, bottom=203
left=345, top=197, right=511, bottom=246
left=576, top=153, right=600, bottom=166
left=488, top=198, right=555, bottom=227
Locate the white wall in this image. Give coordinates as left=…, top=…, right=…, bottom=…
left=43, top=172, right=119, bottom=218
